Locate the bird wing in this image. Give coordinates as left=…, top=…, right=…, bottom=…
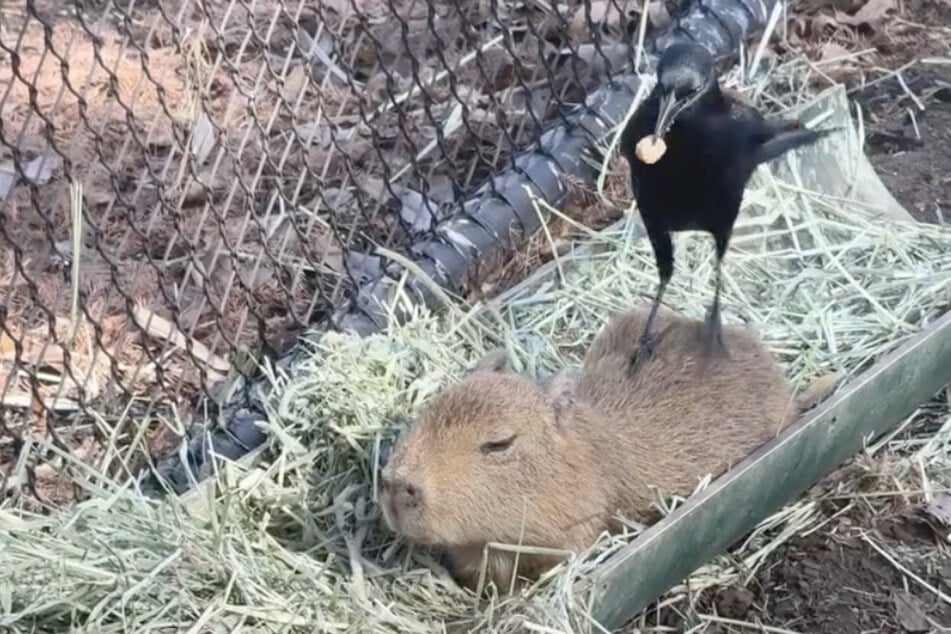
left=721, top=93, right=843, bottom=166
left=750, top=119, right=841, bottom=165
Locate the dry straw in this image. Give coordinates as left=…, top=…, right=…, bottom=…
left=2, top=56, right=951, bottom=633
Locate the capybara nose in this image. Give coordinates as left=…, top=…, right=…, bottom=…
left=391, top=478, right=422, bottom=509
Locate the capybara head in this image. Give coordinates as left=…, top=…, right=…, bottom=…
left=379, top=351, right=607, bottom=555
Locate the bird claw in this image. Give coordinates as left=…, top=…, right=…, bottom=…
left=630, top=331, right=654, bottom=370
left=630, top=330, right=657, bottom=370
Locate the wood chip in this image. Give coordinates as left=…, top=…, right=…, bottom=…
left=132, top=305, right=230, bottom=374
left=925, top=492, right=951, bottom=528
left=892, top=592, right=930, bottom=632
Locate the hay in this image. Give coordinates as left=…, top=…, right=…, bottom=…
left=4, top=50, right=951, bottom=634
left=4, top=200, right=950, bottom=632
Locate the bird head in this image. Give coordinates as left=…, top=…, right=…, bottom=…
left=652, top=42, right=717, bottom=138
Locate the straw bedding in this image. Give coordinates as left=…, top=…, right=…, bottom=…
left=3, top=75, right=951, bottom=633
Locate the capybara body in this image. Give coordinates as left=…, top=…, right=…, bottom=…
left=380, top=304, right=828, bottom=590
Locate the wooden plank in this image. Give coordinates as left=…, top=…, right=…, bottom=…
left=588, top=309, right=951, bottom=630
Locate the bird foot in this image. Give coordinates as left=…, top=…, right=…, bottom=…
left=629, top=330, right=657, bottom=370
left=702, top=308, right=729, bottom=358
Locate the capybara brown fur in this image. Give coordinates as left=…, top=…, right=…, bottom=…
left=379, top=304, right=834, bottom=591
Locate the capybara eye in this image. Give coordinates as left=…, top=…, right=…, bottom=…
left=480, top=434, right=516, bottom=454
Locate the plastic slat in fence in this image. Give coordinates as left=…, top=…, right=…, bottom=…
left=538, top=126, right=596, bottom=178
left=142, top=407, right=267, bottom=497
left=410, top=240, right=471, bottom=294
left=404, top=257, right=446, bottom=312
left=491, top=171, right=547, bottom=237
left=436, top=215, right=510, bottom=286
left=513, top=154, right=567, bottom=210
left=436, top=216, right=499, bottom=261
left=461, top=197, right=521, bottom=251
left=650, top=0, right=772, bottom=58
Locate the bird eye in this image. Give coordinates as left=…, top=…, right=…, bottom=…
left=480, top=434, right=516, bottom=454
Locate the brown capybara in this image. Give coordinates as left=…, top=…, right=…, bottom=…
left=379, top=304, right=834, bottom=591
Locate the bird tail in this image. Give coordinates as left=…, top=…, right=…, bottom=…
left=752, top=123, right=846, bottom=165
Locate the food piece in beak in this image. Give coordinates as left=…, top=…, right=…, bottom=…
left=635, top=135, right=667, bottom=164
left=633, top=89, right=681, bottom=164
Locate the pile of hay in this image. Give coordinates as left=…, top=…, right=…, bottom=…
left=3, top=60, right=951, bottom=633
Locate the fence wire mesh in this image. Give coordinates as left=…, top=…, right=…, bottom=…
left=1, top=0, right=695, bottom=507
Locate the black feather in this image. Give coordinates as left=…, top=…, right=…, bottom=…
left=751, top=124, right=841, bottom=165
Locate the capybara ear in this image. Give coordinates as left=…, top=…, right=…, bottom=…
left=467, top=347, right=508, bottom=375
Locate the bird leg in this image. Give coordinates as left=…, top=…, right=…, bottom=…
left=639, top=277, right=669, bottom=354
left=703, top=234, right=730, bottom=357
left=633, top=229, right=673, bottom=367
left=703, top=266, right=726, bottom=355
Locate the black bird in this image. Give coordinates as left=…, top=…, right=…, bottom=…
left=620, top=41, right=837, bottom=358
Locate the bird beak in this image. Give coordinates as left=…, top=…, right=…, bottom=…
left=653, top=90, right=682, bottom=138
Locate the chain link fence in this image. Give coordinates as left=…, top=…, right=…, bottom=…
left=0, top=0, right=774, bottom=506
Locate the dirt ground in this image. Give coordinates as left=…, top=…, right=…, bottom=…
left=706, top=519, right=951, bottom=633
left=857, top=1, right=951, bottom=226
left=864, top=71, right=951, bottom=226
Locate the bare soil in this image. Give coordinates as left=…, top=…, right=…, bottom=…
left=861, top=69, right=951, bottom=226
left=704, top=516, right=951, bottom=633
left=853, top=0, right=951, bottom=225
